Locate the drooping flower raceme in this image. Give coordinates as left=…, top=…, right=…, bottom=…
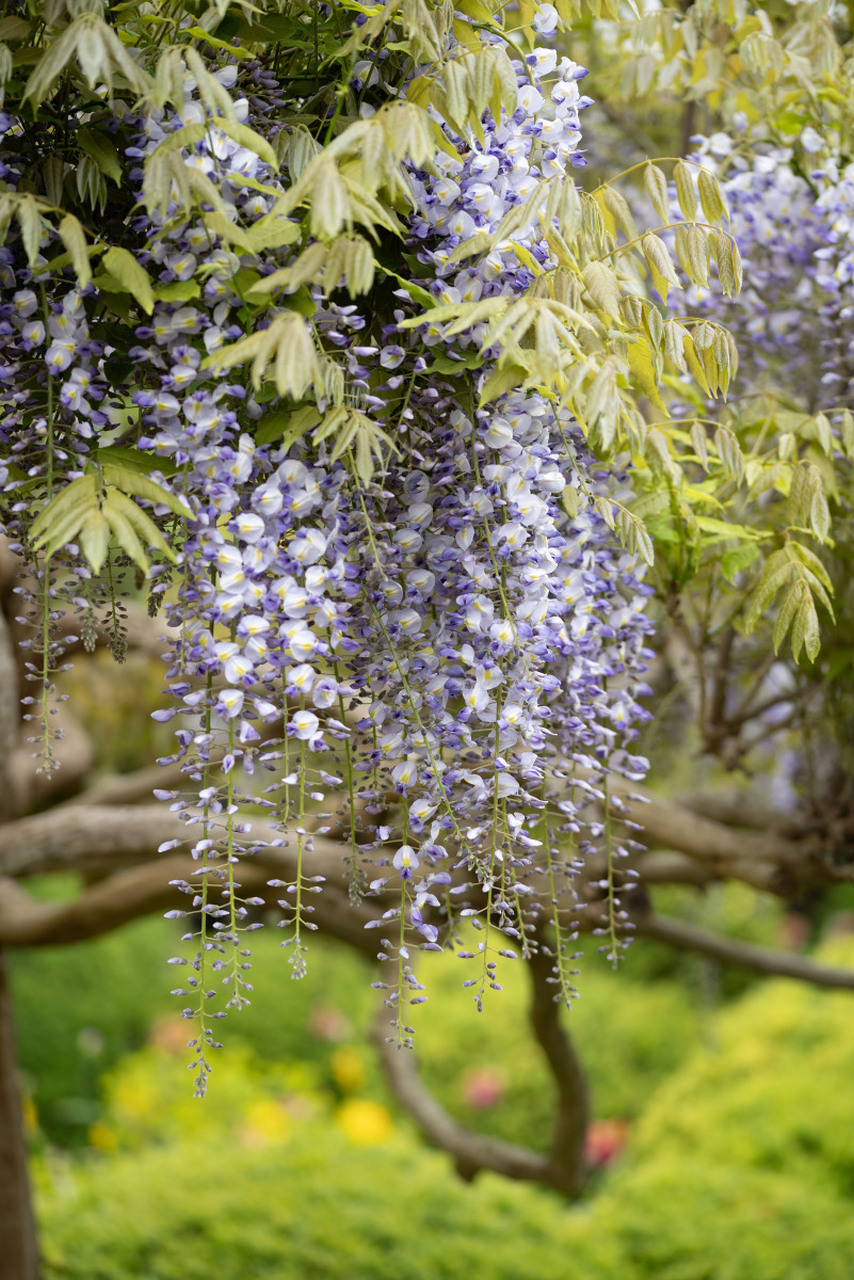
left=689, top=131, right=854, bottom=414
left=0, top=30, right=656, bottom=1082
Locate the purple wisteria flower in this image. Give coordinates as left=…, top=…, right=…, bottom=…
left=688, top=132, right=854, bottom=412
left=0, top=30, right=658, bottom=1058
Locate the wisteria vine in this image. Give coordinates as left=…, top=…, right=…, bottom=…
left=0, top=17, right=661, bottom=1087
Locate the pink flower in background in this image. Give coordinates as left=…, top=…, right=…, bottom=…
left=461, top=1067, right=507, bottom=1110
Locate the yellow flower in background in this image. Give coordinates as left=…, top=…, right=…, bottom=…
left=335, top=1099, right=393, bottom=1146
left=330, top=1047, right=365, bottom=1095
left=238, top=1099, right=291, bottom=1149
left=88, top=1122, right=118, bottom=1154
left=113, top=1076, right=157, bottom=1120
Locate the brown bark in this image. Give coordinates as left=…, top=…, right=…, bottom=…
left=638, top=913, right=854, bottom=989
left=372, top=1008, right=563, bottom=1191
left=0, top=950, right=39, bottom=1280
left=527, top=940, right=590, bottom=1194
left=373, top=936, right=590, bottom=1198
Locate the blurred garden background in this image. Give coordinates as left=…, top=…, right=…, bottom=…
left=14, top=666, right=854, bottom=1280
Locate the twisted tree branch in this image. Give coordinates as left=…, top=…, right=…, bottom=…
left=372, top=1008, right=562, bottom=1192
left=371, top=934, right=591, bottom=1198
left=638, top=913, right=854, bottom=990
left=526, top=938, right=590, bottom=1195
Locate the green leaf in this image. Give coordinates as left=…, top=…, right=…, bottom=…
left=255, top=405, right=321, bottom=449
left=627, top=334, right=666, bottom=412
left=694, top=515, right=758, bottom=541
left=684, top=334, right=712, bottom=399
left=745, top=561, right=792, bottom=632
left=100, top=462, right=188, bottom=518
left=95, top=446, right=177, bottom=479
left=581, top=260, right=621, bottom=317
left=30, top=476, right=98, bottom=551
left=642, top=234, right=681, bottom=304
left=375, top=264, right=435, bottom=310
left=0, top=16, right=30, bottom=41
left=78, top=507, right=110, bottom=573
left=697, top=167, right=729, bottom=224
left=100, top=494, right=151, bottom=574
left=690, top=420, right=708, bottom=469
left=153, top=280, right=200, bottom=303
left=208, top=312, right=322, bottom=399
left=643, top=163, right=670, bottom=224
left=593, top=496, right=616, bottom=531
left=101, top=247, right=155, bottom=316
left=103, top=488, right=176, bottom=567
left=773, top=582, right=801, bottom=655
left=788, top=541, right=833, bottom=593
left=674, top=161, right=698, bottom=221
left=78, top=126, right=123, bottom=185
left=561, top=486, right=580, bottom=519
left=791, top=594, right=820, bottom=664
left=149, top=123, right=208, bottom=158
left=16, top=197, right=43, bottom=266
left=684, top=225, right=709, bottom=289
left=478, top=362, right=528, bottom=406
left=600, top=185, right=639, bottom=241
left=22, top=23, right=82, bottom=108
left=203, top=211, right=253, bottom=254
left=57, top=214, right=91, bottom=287
left=721, top=542, right=759, bottom=584
left=182, top=27, right=252, bottom=60
left=427, top=352, right=484, bottom=375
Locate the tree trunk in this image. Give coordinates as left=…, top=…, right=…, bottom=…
left=0, top=948, right=40, bottom=1280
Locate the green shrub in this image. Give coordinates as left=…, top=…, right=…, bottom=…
left=625, top=936, right=854, bottom=1196
left=39, top=1128, right=622, bottom=1280
left=580, top=935, right=854, bottom=1280
left=11, top=912, right=175, bottom=1147
left=591, top=1157, right=854, bottom=1280
left=412, top=938, right=705, bottom=1148
left=36, top=935, right=854, bottom=1280
left=11, top=918, right=378, bottom=1148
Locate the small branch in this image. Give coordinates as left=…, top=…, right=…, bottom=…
left=61, top=761, right=189, bottom=808
left=704, top=626, right=734, bottom=745
left=632, top=852, right=716, bottom=887
left=680, top=98, right=697, bottom=161
left=0, top=801, right=370, bottom=889
left=671, top=789, right=801, bottom=837
left=0, top=804, right=196, bottom=879
left=0, top=609, right=18, bottom=824
left=638, top=913, right=854, bottom=990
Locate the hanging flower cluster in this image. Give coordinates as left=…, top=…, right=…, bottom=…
left=689, top=131, right=854, bottom=414
left=0, top=112, right=130, bottom=769
left=1, top=20, right=657, bottom=1084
